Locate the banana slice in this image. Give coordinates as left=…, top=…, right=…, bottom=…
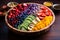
left=36, top=17, right=40, bottom=21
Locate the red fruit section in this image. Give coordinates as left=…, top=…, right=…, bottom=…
left=37, top=5, right=53, bottom=20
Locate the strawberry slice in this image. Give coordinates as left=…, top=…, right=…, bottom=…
left=43, top=9, right=49, bottom=13
left=39, top=10, right=44, bottom=13
left=45, top=12, right=49, bottom=16
left=37, top=12, right=42, bottom=16
left=49, top=12, right=52, bottom=16
left=41, top=13, right=46, bottom=17
left=45, top=11, right=52, bottom=16
left=40, top=6, right=47, bottom=10
left=39, top=16, right=44, bottom=20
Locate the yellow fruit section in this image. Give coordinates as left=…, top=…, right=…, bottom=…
left=32, top=16, right=53, bottom=31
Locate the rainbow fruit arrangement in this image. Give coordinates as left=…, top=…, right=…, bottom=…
left=7, top=3, right=53, bottom=31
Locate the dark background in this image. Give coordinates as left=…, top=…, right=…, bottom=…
left=0, top=0, right=60, bottom=40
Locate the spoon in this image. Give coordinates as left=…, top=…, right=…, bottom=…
left=52, top=4, right=60, bottom=10
left=43, top=1, right=60, bottom=10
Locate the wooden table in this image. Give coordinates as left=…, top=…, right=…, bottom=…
left=0, top=0, right=60, bottom=40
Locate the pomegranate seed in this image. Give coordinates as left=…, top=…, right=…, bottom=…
left=10, top=12, right=13, bottom=16
left=8, top=15, right=11, bottom=18
left=17, top=4, right=22, bottom=7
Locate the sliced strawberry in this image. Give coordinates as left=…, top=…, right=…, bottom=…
left=37, top=12, right=42, bottom=16
left=39, top=10, right=44, bottom=13
left=39, top=16, right=44, bottom=20
left=43, top=9, right=49, bottom=13
left=49, top=12, right=52, bottom=16
left=45, top=12, right=49, bottom=16
left=41, top=13, right=46, bottom=17
left=40, top=6, right=47, bottom=10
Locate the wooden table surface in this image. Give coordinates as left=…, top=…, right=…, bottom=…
left=0, top=0, right=60, bottom=40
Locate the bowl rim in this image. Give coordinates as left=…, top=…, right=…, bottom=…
left=5, top=3, right=55, bottom=33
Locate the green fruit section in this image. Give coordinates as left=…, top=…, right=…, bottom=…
left=18, top=15, right=36, bottom=30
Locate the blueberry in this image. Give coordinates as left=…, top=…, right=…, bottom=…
left=32, top=4, right=38, bottom=7
left=24, top=9, right=30, bottom=14
left=29, top=4, right=33, bottom=7
left=31, top=7, right=35, bottom=10
left=23, top=11, right=25, bottom=14
left=18, top=17, right=22, bottom=20
left=23, top=12, right=26, bottom=15
left=33, top=10, right=36, bottom=13
left=28, top=11, right=32, bottom=14
left=19, top=21, right=22, bottom=24
left=18, top=21, right=21, bottom=24
left=9, top=18, right=13, bottom=21
left=24, top=9, right=27, bottom=12
left=17, top=22, right=20, bottom=25
left=23, top=15, right=27, bottom=19
left=21, top=15, right=25, bottom=19
left=14, top=24, right=18, bottom=28
left=27, top=9, right=30, bottom=12
left=16, top=16, right=20, bottom=19
left=22, top=13, right=25, bottom=17
left=21, top=17, right=24, bottom=20
left=15, top=21, right=21, bottom=28
left=20, top=19, right=23, bottom=22
left=35, top=6, right=38, bottom=9
left=19, top=12, right=23, bottom=16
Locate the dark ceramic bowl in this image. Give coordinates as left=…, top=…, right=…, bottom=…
left=5, top=3, right=55, bottom=36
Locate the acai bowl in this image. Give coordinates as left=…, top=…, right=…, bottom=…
left=5, top=3, right=55, bottom=36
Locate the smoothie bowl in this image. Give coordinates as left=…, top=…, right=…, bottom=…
left=5, top=3, right=55, bottom=36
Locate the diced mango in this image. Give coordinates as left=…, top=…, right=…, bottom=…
left=31, top=16, right=53, bottom=31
